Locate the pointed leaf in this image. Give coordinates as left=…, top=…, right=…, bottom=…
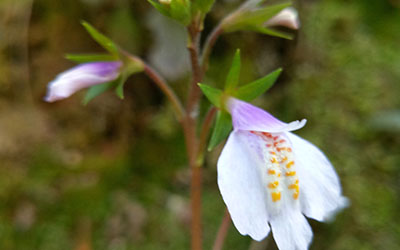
left=198, top=83, right=223, bottom=108
left=83, top=81, right=116, bottom=105
left=193, top=0, right=215, bottom=14
left=225, top=49, right=241, bottom=91
left=170, top=0, right=191, bottom=25
left=81, top=21, right=119, bottom=56
left=148, top=0, right=170, bottom=17
left=208, top=110, right=232, bottom=151
left=241, top=3, right=291, bottom=26
left=250, top=26, right=293, bottom=40
left=65, top=53, right=117, bottom=63
left=115, top=72, right=129, bottom=99
left=223, top=3, right=291, bottom=33
left=234, top=68, right=282, bottom=101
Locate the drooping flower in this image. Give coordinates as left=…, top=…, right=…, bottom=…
left=265, top=7, right=300, bottom=30
left=218, top=98, right=348, bottom=249
left=44, top=61, right=122, bottom=102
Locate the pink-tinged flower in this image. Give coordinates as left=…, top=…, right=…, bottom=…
left=265, top=7, right=300, bottom=30
left=218, top=98, right=348, bottom=249
left=44, top=61, right=122, bottom=102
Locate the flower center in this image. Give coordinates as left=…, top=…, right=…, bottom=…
left=250, top=131, right=299, bottom=205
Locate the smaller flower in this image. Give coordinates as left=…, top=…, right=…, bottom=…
left=44, top=61, right=122, bottom=102
left=218, top=98, right=348, bottom=249
left=265, top=7, right=300, bottom=30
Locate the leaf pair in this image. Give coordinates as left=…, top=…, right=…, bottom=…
left=199, top=50, right=282, bottom=150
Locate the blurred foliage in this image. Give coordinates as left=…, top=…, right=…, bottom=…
left=0, top=0, right=399, bottom=249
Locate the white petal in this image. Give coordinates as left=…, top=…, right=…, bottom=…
left=287, top=132, right=349, bottom=221
left=270, top=209, right=313, bottom=250
left=44, top=61, right=122, bottom=102
left=265, top=7, right=300, bottom=30
left=217, top=131, right=270, bottom=241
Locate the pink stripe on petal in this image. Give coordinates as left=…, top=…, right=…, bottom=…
left=227, top=98, right=306, bottom=133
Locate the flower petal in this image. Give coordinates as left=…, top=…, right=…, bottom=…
left=287, top=132, right=349, bottom=221
left=227, top=98, right=306, bottom=133
left=217, top=130, right=270, bottom=241
left=270, top=209, right=313, bottom=250
left=265, top=7, right=300, bottom=30
left=45, top=61, right=122, bottom=102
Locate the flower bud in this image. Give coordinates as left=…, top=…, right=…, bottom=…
left=265, top=7, right=300, bottom=30
left=44, top=61, right=122, bottom=102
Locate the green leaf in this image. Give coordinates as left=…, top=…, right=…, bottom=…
left=208, top=110, right=232, bottom=151
left=115, top=72, right=130, bottom=99
left=148, top=0, right=191, bottom=25
left=198, top=83, right=223, bottom=108
left=170, top=0, right=191, bottom=25
left=81, top=21, right=119, bottom=56
left=225, top=49, right=241, bottom=91
left=148, top=0, right=170, bottom=17
left=193, top=0, right=215, bottom=14
left=65, top=53, right=117, bottom=63
left=223, top=3, right=291, bottom=33
left=250, top=26, right=293, bottom=40
left=234, top=68, right=282, bottom=101
left=83, top=81, right=116, bottom=105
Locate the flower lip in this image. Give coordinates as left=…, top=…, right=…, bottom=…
left=44, top=61, right=122, bottom=103
left=227, top=97, right=306, bottom=133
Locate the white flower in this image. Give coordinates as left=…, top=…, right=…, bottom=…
left=217, top=98, right=348, bottom=249
left=44, top=61, right=122, bottom=102
left=265, top=7, right=300, bottom=30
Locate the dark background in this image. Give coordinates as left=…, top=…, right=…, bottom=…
left=0, top=0, right=399, bottom=249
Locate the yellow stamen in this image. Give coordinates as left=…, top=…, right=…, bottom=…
left=271, top=192, right=281, bottom=202
left=268, top=181, right=279, bottom=189
left=286, top=161, right=295, bottom=168
left=285, top=171, right=296, bottom=177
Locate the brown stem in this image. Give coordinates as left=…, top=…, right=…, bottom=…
left=123, top=52, right=185, bottom=121
left=184, top=22, right=205, bottom=250
left=186, top=26, right=203, bottom=114
left=212, top=209, right=231, bottom=250
left=142, top=62, right=185, bottom=121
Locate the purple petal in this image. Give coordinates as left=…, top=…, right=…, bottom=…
left=44, top=61, right=122, bottom=102
left=227, top=98, right=306, bottom=132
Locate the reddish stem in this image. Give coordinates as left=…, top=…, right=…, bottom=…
left=212, top=209, right=231, bottom=250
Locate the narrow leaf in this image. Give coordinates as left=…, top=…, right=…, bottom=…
left=250, top=26, right=293, bottom=40
left=208, top=110, right=232, bottom=151
left=198, top=83, right=223, bottom=108
left=81, top=21, right=119, bottom=56
left=65, top=53, right=117, bottom=63
left=242, top=3, right=291, bottom=26
left=225, top=49, right=241, bottom=91
left=193, top=0, right=215, bottom=13
left=234, top=68, right=282, bottom=101
left=223, top=2, right=291, bottom=33
left=148, top=0, right=170, bottom=17
left=115, top=72, right=130, bottom=99
left=83, top=81, right=116, bottom=105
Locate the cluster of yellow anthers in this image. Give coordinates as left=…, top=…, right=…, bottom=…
left=250, top=131, right=300, bottom=202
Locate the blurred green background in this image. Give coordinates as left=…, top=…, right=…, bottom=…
left=1, top=0, right=399, bottom=249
